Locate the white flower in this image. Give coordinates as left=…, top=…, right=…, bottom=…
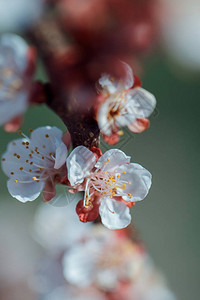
left=0, top=34, right=33, bottom=126
left=62, top=226, right=146, bottom=291
left=1, top=126, right=68, bottom=202
left=67, top=146, right=152, bottom=229
left=97, top=62, right=156, bottom=140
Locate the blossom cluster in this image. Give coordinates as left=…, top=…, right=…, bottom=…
left=31, top=203, right=176, bottom=300
left=1, top=34, right=156, bottom=230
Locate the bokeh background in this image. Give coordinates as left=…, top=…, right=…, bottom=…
left=0, top=1, right=200, bottom=299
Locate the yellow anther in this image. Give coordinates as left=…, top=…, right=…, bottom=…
left=110, top=195, right=113, bottom=198
left=112, top=179, right=116, bottom=182
left=14, top=179, right=18, bottom=183
left=108, top=183, right=113, bottom=186
left=107, top=158, right=110, bottom=162
left=105, top=182, right=107, bottom=184
left=109, top=190, right=112, bottom=193
left=104, top=162, right=107, bottom=165
left=117, top=174, right=120, bottom=178
left=101, top=193, right=103, bottom=195
left=104, top=171, right=107, bottom=174
left=32, top=177, right=37, bottom=181
left=128, top=182, right=131, bottom=184
left=122, top=184, right=126, bottom=189
left=118, top=130, right=124, bottom=136
left=114, top=187, right=117, bottom=191
left=128, top=193, right=131, bottom=196
left=112, top=192, right=115, bottom=196
left=104, top=191, right=107, bottom=194
left=123, top=171, right=126, bottom=174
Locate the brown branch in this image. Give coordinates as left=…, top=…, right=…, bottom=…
left=27, top=17, right=100, bottom=149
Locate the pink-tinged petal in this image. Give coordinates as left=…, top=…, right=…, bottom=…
left=24, top=46, right=36, bottom=77
left=116, top=163, right=152, bottom=202
left=128, top=118, right=150, bottom=133
left=132, top=75, right=142, bottom=88
left=67, top=146, right=96, bottom=186
left=95, top=149, right=130, bottom=171
left=62, top=131, right=71, bottom=149
left=3, top=115, right=23, bottom=132
left=54, top=138, right=68, bottom=169
left=127, top=87, right=156, bottom=118
left=76, top=199, right=99, bottom=223
left=102, top=132, right=120, bottom=145
left=7, top=178, right=44, bottom=202
left=99, top=198, right=131, bottom=230
left=90, top=147, right=103, bottom=160
left=42, top=180, right=56, bottom=202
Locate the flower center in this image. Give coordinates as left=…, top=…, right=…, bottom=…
left=83, top=159, right=133, bottom=207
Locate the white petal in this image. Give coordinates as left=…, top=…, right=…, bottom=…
left=127, top=87, right=156, bottom=118
left=97, top=99, right=113, bottom=136
left=54, top=137, right=68, bottom=169
left=116, top=163, right=152, bottom=202
left=62, top=239, right=100, bottom=287
left=0, top=92, right=28, bottom=125
left=99, top=198, right=131, bottom=230
left=7, top=178, right=44, bottom=202
left=67, top=146, right=96, bottom=186
left=95, top=149, right=130, bottom=171
left=0, top=33, right=28, bottom=71
left=121, top=61, right=134, bottom=90
left=99, top=74, right=118, bottom=94
left=30, top=126, right=63, bottom=155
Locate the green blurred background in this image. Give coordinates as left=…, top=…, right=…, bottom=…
left=0, top=51, right=200, bottom=300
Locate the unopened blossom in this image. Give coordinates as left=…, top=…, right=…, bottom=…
left=96, top=63, right=156, bottom=144
left=63, top=225, right=146, bottom=291
left=67, top=146, right=152, bottom=229
left=1, top=126, right=68, bottom=203
left=0, top=34, right=35, bottom=128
